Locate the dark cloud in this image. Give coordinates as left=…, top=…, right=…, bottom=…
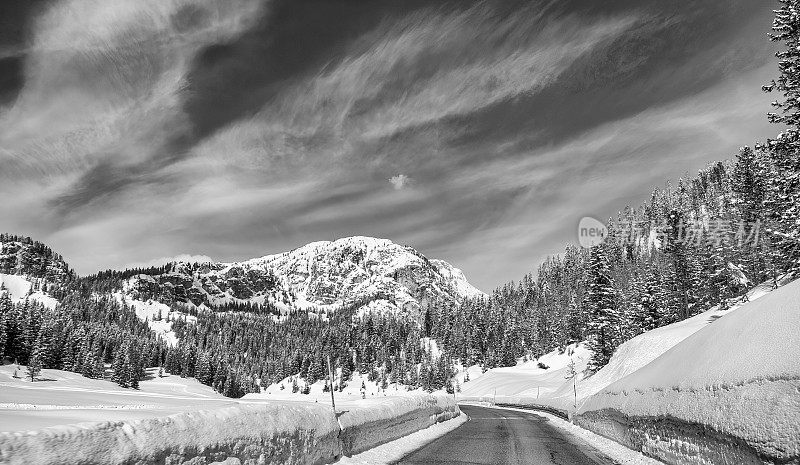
left=0, top=0, right=53, bottom=105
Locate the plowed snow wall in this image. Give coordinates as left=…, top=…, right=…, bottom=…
left=339, top=395, right=460, bottom=455
left=0, top=395, right=460, bottom=465
left=576, top=409, right=777, bottom=465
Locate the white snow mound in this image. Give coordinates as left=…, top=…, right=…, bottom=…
left=579, top=278, right=800, bottom=463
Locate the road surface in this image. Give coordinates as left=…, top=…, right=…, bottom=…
left=396, top=404, right=616, bottom=465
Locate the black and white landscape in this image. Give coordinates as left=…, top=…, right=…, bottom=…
left=1, top=1, right=799, bottom=464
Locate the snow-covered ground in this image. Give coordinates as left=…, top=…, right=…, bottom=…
left=0, top=273, right=58, bottom=309
left=114, top=293, right=197, bottom=347
left=0, top=366, right=234, bottom=432
left=459, top=277, right=783, bottom=413
left=458, top=343, right=590, bottom=405
left=249, top=368, right=455, bottom=406
left=0, top=374, right=459, bottom=465
left=578, top=278, right=800, bottom=464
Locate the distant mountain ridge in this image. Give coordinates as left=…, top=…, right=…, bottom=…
left=123, top=236, right=483, bottom=320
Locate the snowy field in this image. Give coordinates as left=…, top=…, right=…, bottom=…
left=0, top=366, right=234, bottom=432
left=458, top=342, right=590, bottom=405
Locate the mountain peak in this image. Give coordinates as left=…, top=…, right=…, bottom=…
left=125, top=236, right=484, bottom=320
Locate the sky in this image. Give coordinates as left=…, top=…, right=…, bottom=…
left=0, top=0, right=782, bottom=291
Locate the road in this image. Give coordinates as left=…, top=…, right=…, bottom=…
left=396, top=405, right=616, bottom=465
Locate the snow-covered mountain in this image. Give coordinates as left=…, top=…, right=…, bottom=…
left=0, top=234, right=73, bottom=284
left=124, top=236, right=484, bottom=320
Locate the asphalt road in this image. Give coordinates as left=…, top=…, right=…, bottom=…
left=396, top=405, right=617, bottom=465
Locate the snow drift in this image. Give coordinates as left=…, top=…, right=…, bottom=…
left=577, top=278, right=800, bottom=464
left=0, top=395, right=460, bottom=465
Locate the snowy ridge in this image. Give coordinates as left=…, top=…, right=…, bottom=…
left=125, top=236, right=484, bottom=321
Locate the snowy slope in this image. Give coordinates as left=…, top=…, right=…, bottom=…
left=0, top=273, right=58, bottom=310
left=460, top=278, right=782, bottom=411
left=579, top=278, right=800, bottom=464
left=459, top=343, right=591, bottom=401
left=570, top=276, right=782, bottom=406
left=125, top=236, right=484, bottom=321
left=113, top=293, right=196, bottom=347
left=0, top=366, right=233, bottom=433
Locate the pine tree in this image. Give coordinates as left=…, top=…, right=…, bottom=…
left=111, top=344, right=129, bottom=387
left=764, top=0, right=800, bottom=130
left=26, top=346, right=43, bottom=382
left=663, top=210, right=700, bottom=320
left=0, top=313, right=6, bottom=356
left=584, top=246, right=619, bottom=372
left=637, top=266, right=665, bottom=331
left=763, top=0, right=800, bottom=273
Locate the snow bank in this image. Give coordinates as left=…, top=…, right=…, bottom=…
left=0, top=402, right=340, bottom=465
left=0, top=395, right=460, bottom=465
left=577, top=278, right=800, bottom=464
left=335, top=414, right=468, bottom=464
left=338, top=395, right=460, bottom=455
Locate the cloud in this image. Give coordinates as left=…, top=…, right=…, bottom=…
left=193, top=4, right=643, bottom=173
left=0, top=0, right=267, bottom=186
left=430, top=61, right=778, bottom=289
left=0, top=0, right=781, bottom=292
left=389, top=174, right=410, bottom=190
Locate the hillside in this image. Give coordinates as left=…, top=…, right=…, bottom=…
left=1, top=233, right=488, bottom=400
left=121, top=236, right=483, bottom=320
left=0, top=234, right=73, bottom=284
left=458, top=276, right=785, bottom=410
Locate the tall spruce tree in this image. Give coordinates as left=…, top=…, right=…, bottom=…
left=764, top=0, right=800, bottom=272
left=584, top=246, right=619, bottom=372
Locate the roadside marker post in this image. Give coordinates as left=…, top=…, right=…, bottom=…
left=327, top=355, right=336, bottom=414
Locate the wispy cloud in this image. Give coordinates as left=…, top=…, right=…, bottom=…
left=0, top=0, right=779, bottom=290
left=0, top=0, right=266, bottom=181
